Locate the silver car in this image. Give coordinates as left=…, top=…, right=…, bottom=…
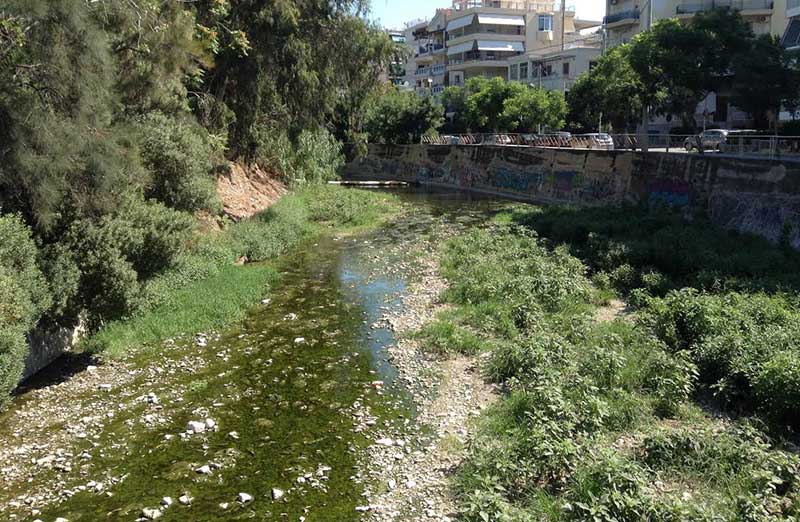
left=684, top=129, right=729, bottom=152
left=583, top=133, right=614, bottom=150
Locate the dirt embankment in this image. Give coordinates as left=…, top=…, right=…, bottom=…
left=215, top=162, right=288, bottom=221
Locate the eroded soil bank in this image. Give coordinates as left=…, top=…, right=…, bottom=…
left=0, top=189, right=508, bottom=522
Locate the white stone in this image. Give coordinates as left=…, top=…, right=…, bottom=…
left=178, top=494, right=193, bottom=505
left=186, top=421, right=205, bottom=434
left=375, top=438, right=394, bottom=447
left=161, top=497, right=173, bottom=507
left=237, top=492, right=253, bottom=503
left=196, top=465, right=211, bottom=474
left=219, top=502, right=230, bottom=510
left=294, top=337, right=306, bottom=344
left=271, top=488, right=285, bottom=500
left=141, top=507, right=162, bottom=520
left=204, top=418, right=216, bottom=430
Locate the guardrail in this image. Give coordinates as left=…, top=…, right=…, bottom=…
left=420, top=133, right=800, bottom=159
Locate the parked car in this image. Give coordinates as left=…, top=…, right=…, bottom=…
left=582, top=133, right=614, bottom=150
left=684, top=129, right=729, bottom=152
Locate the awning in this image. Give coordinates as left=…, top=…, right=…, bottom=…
left=476, top=14, right=525, bottom=26
left=476, top=40, right=524, bottom=52
left=447, top=41, right=476, bottom=56
left=446, top=14, right=475, bottom=32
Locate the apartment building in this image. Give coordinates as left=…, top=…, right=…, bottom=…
left=384, top=30, right=410, bottom=90
left=410, top=10, right=451, bottom=97
left=782, top=0, right=800, bottom=48
left=506, top=3, right=602, bottom=93
left=604, top=0, right=789, bottom=48
left=603, top=0, right=791, bottom=131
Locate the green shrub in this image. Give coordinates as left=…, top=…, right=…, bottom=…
left=292, top=128, right=344, bottom=184
left=0, top=214, right=51, bottom=408
left=66, top=199, right=194, bottom=328
left=253, top=126, right=344, bottom=185
left=136, top=111, right=222, bottom=213
left=752, top=350, right=800, bottom=426
left=641, top=349, right=697, bottom=417
left=0, top=214, right=51, bottom=325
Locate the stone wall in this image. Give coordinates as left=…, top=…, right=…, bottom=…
left=344, top=144, right=800, bottom=247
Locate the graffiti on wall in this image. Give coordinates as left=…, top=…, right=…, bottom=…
left=648, top=178, right=691, bottom=207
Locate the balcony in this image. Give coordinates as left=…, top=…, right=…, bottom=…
left=452, top=0, right=531, bottom=10
left=675, top=0, right=774, bottom=15
left=603, top=8, right=641, bottom=27
left=432, top=64, right=447, bottom=75
left=415, top=43, right=446, bottom=58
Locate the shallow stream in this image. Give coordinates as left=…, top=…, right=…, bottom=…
left=18, top=189, right=507, bottom=521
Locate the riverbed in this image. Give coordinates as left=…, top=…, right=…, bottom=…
left=0, top=189, right=508, bottom=522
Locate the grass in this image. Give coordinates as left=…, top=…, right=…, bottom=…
left=434, top=219, right=800, bottom=522
left=88, top=264, right=279, bottom=358
left=84, top=185, right=399, bottom=357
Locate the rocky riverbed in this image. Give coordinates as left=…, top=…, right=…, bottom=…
left=0, top=189, right=507, bottom=522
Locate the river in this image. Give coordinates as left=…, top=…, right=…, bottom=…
left=2, top=189, right=508, bottom=522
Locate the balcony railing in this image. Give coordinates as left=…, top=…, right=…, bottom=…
left=415, top=43, right=445, bottom=57
left=603, top=8, right=641, bottom=25
left=432, top=64, right=447, bottom=75
left=790, top=0, right=800, bottom=9
left=450, top=25, right=526, bottom=39
left=452, top=0, right=530, bottom=10
left=676, top=0, right=774, bottom=14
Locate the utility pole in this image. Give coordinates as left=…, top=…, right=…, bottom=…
left=560, top=0, right=566, bottom=52
left=639, top=0, right=653, bottom=154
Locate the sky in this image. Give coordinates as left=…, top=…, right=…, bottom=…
left=370, top=0, right=606, bottom=30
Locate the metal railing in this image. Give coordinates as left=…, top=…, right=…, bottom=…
left=675, top=0, right=773, bottom=14
left=603, top=9, right=641, bottom=25
left=421, top=133, right=800, bottom=160
left=789, top=0, right=800, bottom=9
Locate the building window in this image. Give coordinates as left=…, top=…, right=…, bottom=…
left=544, top=64, right=552, bottom=77
left=519, top=62, right=528, bottom=80
left=538, top=15, right=553, bottom=31
left=562, top=62, right=570, bottom=76
left=510, top=64, right=519, bottom=81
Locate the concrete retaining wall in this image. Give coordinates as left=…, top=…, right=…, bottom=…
left=344, top=144, right=800, bottom=247
left=23, top=325, right=81, bottom=381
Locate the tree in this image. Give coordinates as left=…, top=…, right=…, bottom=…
left=732, top=35, right=800, bottom=131
left=501, top=87, right=567, bottom=132
left=568, top=45, right=644, bottom=133
left=364, top=88, right=444, bottom=144
left=441, top=86, right=469, bottom=134
left=464, top=77, right=525, bottom=132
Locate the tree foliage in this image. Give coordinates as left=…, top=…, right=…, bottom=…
left=0, top=0, right=395, bottom=409
left=364, top=87, right=444, bottom=144
left=502, top=87, right=567, bottom=133
left=568, top=46, right=644, bottom=132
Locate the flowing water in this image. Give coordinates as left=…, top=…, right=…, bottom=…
left=23, top=189, right=508, bottom=521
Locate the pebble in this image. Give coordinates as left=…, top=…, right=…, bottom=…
left=141, top=507, right=162, bottom=520
left=294, top=337, right=306, bottom=344
left=186, top=421, right=205, bottom=434
left=178, top=494, right=193, bottom=505
left=196, top=465, right=212, bottom=474
left=237, top=492, right=253, bottom=503
left=271, top=488, right=285, bottom=500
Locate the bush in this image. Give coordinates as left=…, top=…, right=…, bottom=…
left=0, top=214, right=51, bottom=409
left=640, top=289, right=800, bottom=426
left=752, top=350, right=800, bottom=426
left=253, top=126, right=344, bottom=185
left=136, top=112, right=222, bottom=214
left=66, top=198, right=195, bottom=328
